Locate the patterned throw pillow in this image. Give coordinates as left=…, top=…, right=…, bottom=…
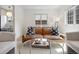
left=26, top=27, right=34, bottom=35
left=51, top=27, right=59, bottom=36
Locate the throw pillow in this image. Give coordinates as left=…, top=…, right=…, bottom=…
left=51, top=27, right=59, bottom=36
left=26, top=27, right=34, bottom=35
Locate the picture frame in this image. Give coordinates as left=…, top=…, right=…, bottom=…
left=35, top=14, right=48, bottom=25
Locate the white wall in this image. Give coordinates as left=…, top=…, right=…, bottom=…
left=24, top=9, right=56, bottom=26
left=15, top=6, right=24, bottom=38
left=15, top=6, right=25, bottom=53
left=58, top=15, right=65, bottom=33
left=64, top=24, right=79, bottom=32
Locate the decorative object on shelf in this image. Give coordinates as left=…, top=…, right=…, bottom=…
left=26, top=27, right=34, bottom=35
left=6, top=6, right=13, bottom=22
left=31, top=38, right=50, bottom=48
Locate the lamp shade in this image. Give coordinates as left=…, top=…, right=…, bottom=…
left=56, top=18, right=60, bottom=22
left=6, top=11, right=12, bottom=17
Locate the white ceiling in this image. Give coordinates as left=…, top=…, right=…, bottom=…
left=0, top=5, right=73, bottom=11
left=0, top=5, right=13, bottom=11
left=0, top=5, right=72, bottom=12
left=21, top=5, right=72, bottom=10
left=20, top=5, right=73, bottom=17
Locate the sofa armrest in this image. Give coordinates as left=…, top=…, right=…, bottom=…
left=59, top=34, right=65, bottom=39
left=22, top=35, right=32, bottom=43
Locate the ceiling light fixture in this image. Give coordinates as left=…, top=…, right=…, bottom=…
left=6, top=6, right=12, bottom=17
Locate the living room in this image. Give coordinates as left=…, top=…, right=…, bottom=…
left=1, top=1, right=79, bottom=59
left=0, top=5, right=79, bottom=54
left=15, top=5, right=79, bottom=54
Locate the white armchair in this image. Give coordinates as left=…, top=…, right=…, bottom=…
left=0, top=32, right=15, bottom=54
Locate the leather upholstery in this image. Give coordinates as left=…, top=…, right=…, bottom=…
left=22, top=27, right=64, bottom=43
left=35, top=27, right=52, bottom=35
left=35, top=27, right=43, bottom=35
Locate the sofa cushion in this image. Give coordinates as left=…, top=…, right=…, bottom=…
left=34, top=27, right=52, bottom=35
left=32, top=34, right=43, bottom=38
left=26, top=27, right=35, bottom=35
left=22, top=34, right=43, bottom=43
left=35, top=27, right=43, bottom=35
left=44, top=35, right=63, bottom=40
left=42, top=28, right=52, bottom=35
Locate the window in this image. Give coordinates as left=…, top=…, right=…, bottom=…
left=66, top=5, right=79, bottom=25
left=1, top=15, right=7, bottom=28
left=76, top=5, right=79, bottom=24
left=67, top=10, right=74, bottom=24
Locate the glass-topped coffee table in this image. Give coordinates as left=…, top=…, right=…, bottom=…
left=17, top=38, right=66, bottom=54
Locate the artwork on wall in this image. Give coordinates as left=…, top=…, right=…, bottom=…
left=42, top=20, right=47, bottom=25
left=41, top=14, right=47, bottom=20
left=35, top=14, right=41, bottom=20
left=35, top=14, right=48, bottom=25
left=35, top=20, right=41, bottom=25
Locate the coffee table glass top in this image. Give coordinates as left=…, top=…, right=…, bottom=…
left=17, top=38, right=66, bottom=54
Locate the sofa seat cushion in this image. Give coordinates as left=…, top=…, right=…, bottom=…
left=44, top=35, right=63, bottom=40
left=0, top=41, right=15, bottom=54
left=32, top=34, right=43, bottom=38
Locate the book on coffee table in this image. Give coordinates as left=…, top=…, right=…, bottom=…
left=31, top=38, right=50, bottom=48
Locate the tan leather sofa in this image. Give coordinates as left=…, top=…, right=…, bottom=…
left=22, top=27, right=64, bottom=43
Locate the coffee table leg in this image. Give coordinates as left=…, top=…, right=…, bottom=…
left=49, top=40, right=51, bottom=54
left=29, top=40, right=31, bottom=54
left=62, top=43, right=64, bottom=54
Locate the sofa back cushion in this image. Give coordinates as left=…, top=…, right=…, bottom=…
left=35, top=27, right=43, bottom=35
left=42, top=27, right=52, bottom=35
left=34, top=27, right=52, bottom=35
